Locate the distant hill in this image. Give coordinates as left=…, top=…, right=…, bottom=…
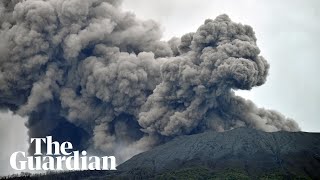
left=2, top=128, right=320, bottom=179
left=117, top=127, right=320, bottom=179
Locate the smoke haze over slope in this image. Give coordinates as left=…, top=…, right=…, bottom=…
left=0, top=0, right=299, bottom=162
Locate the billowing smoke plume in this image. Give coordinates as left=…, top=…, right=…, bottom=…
left=0, top=0, right=299, bottom=162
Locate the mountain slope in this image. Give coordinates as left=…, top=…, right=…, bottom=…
left=4, top=128, right=320, bottom=179
left=118, top=128, right=320, bottom=178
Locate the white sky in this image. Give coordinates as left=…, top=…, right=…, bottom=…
left=0, top=111, right=28, bottom=176
left=1, top=0, right=319, bottom=176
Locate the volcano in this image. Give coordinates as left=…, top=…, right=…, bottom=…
left=116, top=127, right=320, bottom=179
left=10, top=127, right=320, bottom=179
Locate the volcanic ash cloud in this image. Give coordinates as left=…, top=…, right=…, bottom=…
left=0, top=0, right=299, bottom=162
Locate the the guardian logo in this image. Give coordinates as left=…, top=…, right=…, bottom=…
left=10, top=136, right=116, bottom=171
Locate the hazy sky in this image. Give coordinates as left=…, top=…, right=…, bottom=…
left=0, top=0, right=319, bottom=176
left=0, top=111, right=27, bottom=176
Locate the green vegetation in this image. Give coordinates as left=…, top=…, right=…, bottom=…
left=0, top=167, right=314, bottom=180
left=155, top=168, right=313, bottom=180
left=155, top=168, right=252, bottom=180
left=156, top=167, right=213, bottom=180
